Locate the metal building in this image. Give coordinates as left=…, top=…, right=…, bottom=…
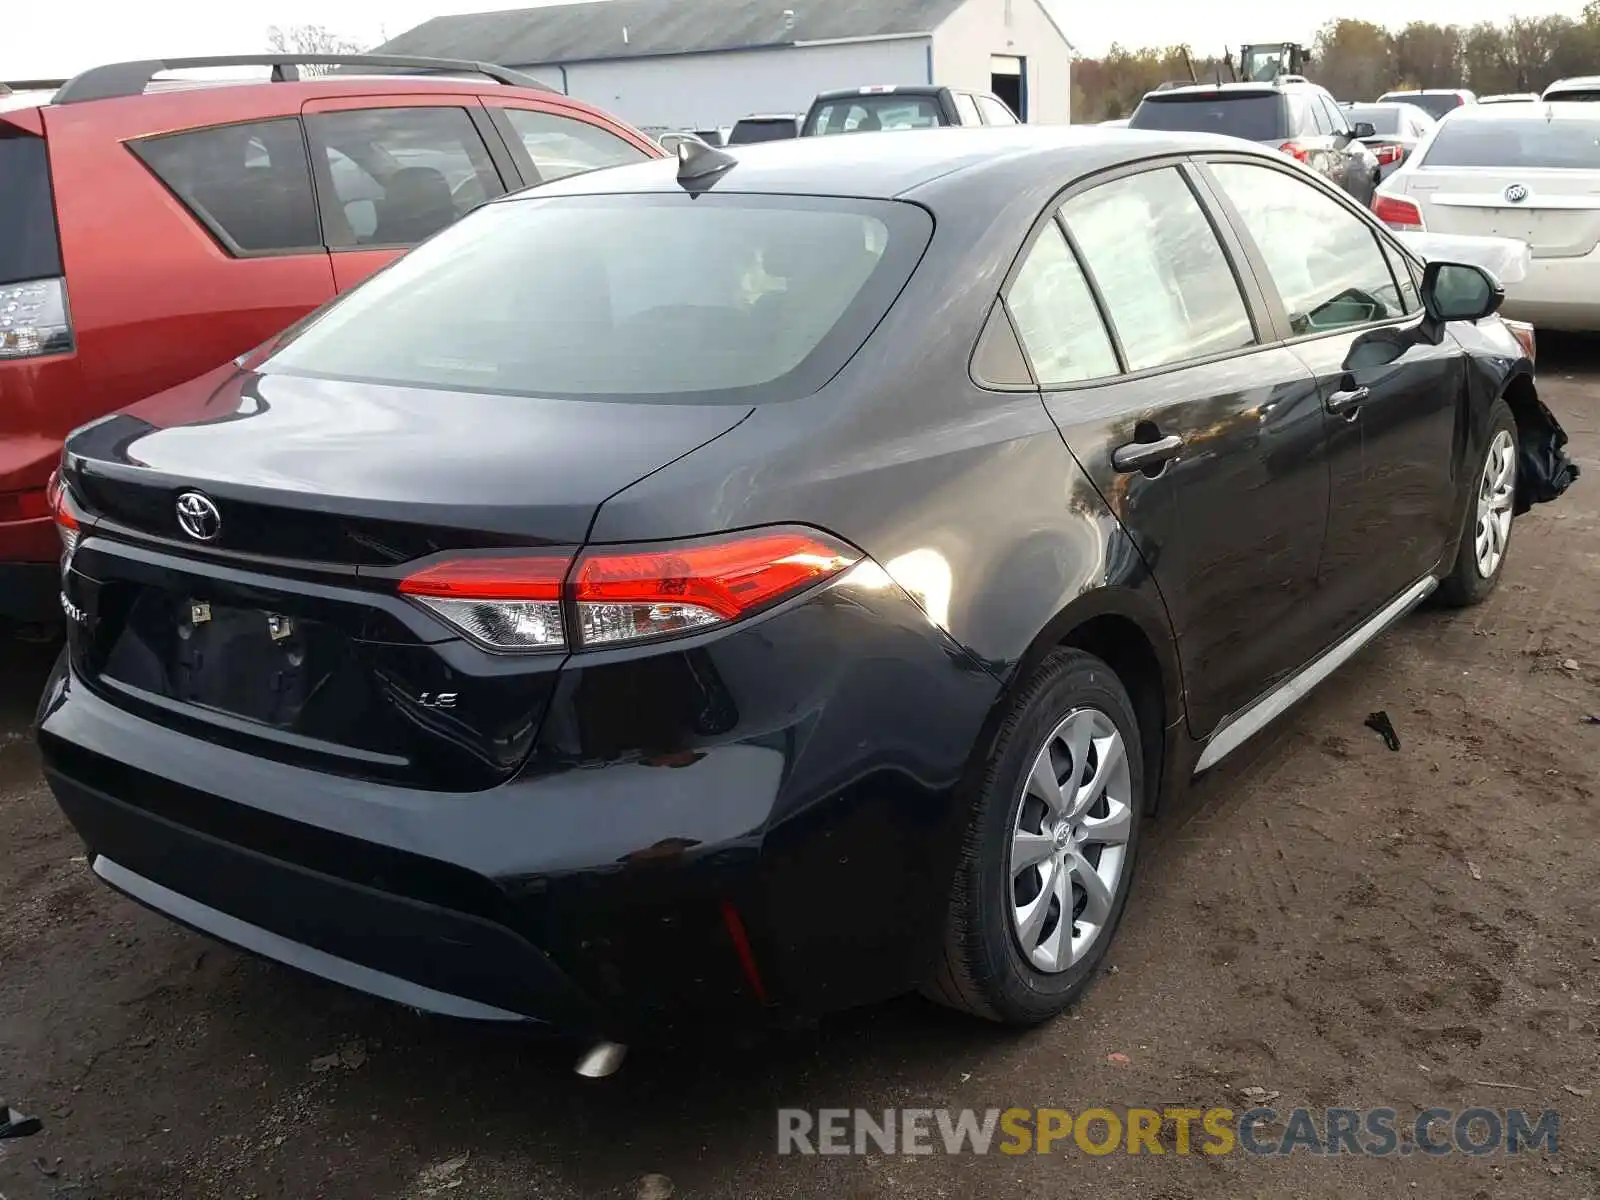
left=375, top=0, right=1075, bottom=133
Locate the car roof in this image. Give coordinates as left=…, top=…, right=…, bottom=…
left=736, top=113, right=799, bottom=121
left=812, top=85, right=945, bottom=100
left=520, top=125, right=1276, bottom=204
left=1143, top=82, right=1293, bottom=99
left=1443, top=100, right=1600, bottom=122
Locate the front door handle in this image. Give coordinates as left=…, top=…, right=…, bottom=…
left=1326, top=384, right=1370, bottom=417
left=1112, top=433, right=1185, bottom=473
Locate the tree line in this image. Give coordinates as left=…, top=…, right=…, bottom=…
left=1072, top=3, right=1600, bottom=121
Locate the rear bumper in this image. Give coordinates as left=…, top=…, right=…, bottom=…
left=0, top=558, right=58, bottom=622
left=38, top=573, right=1001, bottom=1035
left=1501, top=253, right=1600, bottom=332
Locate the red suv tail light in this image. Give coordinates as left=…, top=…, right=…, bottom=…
left=1372, top=193, right=1425, bottom=231
left=0, top=278, right=73, bottom=360
left=1373, top=144, right=1404, bottom=165
left=1277, top=141, right=1311, bottom=164
left=397, top=527, right=860, bottom=653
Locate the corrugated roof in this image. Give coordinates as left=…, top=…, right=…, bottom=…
left=373, top=0, right=971, bottom=67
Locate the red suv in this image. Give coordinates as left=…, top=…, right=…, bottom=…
left=0, top=55, right=662, bottom=625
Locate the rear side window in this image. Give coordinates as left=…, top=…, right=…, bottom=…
left=0, top=129, right=62, bottom=283
left=1131, top=93, right=1285, bottom=141
left=1061, top=167, right=1255, bottom=371
left=306, top=107, right=504, bottom=249
left=1422, top=116, right=1600, bottom=169
left=262, top=193, right=930, bottom=404
left=805, top=96, right=944, bottom=134
left=1004, top=222, right=1118, bottom=385
left=131, top=118, right=320, bottom=255
left=500, top=108, right=650, bottom=183
left=976, top=96, right=1019, bottom=125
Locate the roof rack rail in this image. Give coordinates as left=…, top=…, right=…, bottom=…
left=0, top=79, right=67, bottom=95
left=52, top=54, right=551, bottom=105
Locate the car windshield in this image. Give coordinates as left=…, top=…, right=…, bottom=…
left=1346, top=106, right=1402, bottom=134
left=1422, top=115, right=1600, bottom=168
left=804, top=95, right=943, bottom=135
left=262, top=193, right=930, bottom=403
left=1381, top=93, right=1462, bottom=120
left=1130, top=93, right=1284, bottom=141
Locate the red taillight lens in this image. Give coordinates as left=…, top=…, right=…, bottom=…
left=399, top=553, right=572, bottom=651
left=47, top=469, right=81, bottom=561
left=1278, top=141, right=1311, bottom=164
left=394, top=528, right=860, bottom=652
left=1372, top=193, right=1424, bottom=231
left=572, top=528, right=859, bottom=647
left=1374, top=144, right=1403, bottom=165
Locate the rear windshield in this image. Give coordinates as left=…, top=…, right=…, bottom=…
left=262, top=193, right=931, bottom=404
left=1422, top=116, right=1600, bottom=168
left=1130, top=93, right=1284, bottom=141
left=728, top=120, right=797, bottom=144
left=1381, top=93, right=1462, bottom=120
left=1546, top=88, right=1600, bottom=102
left=1345, top=106, right=1402, bottom=134
left=804, top=95, right=944, bottom=135
left=0, top=129, right=62, bottom=285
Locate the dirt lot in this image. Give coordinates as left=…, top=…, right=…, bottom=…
left=3, top=346, right=1599, bottom=1199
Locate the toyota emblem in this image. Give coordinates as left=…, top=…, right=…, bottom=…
left=1504, top=183, right=1529, bottom=204
left=175, top=491, right=222, bottom=542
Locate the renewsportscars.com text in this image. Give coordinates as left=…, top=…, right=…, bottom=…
left=777, top=1106, right=1560, bottom=1157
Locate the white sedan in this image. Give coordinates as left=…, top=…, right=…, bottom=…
left=1371, top=101, right=1600, bottom=332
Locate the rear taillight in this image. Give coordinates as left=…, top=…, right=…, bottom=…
left=573, top=528, right=858, bottom=647
left=1374, top=144, right=1403, bottom=165
left=397, top=527, right=860, bottom=653
left=1372, top=193, right=1424, bottom=231
left=1278, top=141, right=1311, bottom=164
left=399, top=553, right=572, bottom=651
left=47, top=468, right=80, bottom=561
left=0, top=277, right=73, bottom=360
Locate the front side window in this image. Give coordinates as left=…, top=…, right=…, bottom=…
left=131, top=118, right=320, bottom=254
left=1209, top=161, right=1409, bottom=335
left=1320, top=95, right=1352, bottom=135
left=262, top=193, right=929, bottom=403
left=501, top=108, right=651, bottom=183
left=1061, top=167, right=1255, bottom=371
left=954, top=93, right=983, bottom=126
left=306, top=107, right=504, bottom=249
left=1004, top=222, right=1118, bottom=386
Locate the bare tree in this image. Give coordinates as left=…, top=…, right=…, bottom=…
left=265, top=24, right=365, bottom=74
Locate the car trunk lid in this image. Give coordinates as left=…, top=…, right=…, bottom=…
left=61, top=367, right=753, bottom=790
left=1410, top=171, right=1600, bottom=258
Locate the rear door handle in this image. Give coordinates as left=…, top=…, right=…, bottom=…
left=1326, top=385, right=1370, bottom=417
left=1111, top=433, right=1185, bottom=473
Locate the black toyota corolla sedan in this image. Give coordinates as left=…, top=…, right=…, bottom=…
left=37, top=127, right=1574, bottom=1062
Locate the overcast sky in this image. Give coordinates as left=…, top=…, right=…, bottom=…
left=4, top=0, right=1593, bottom=80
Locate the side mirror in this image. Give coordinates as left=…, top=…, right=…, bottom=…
left=1352, top=121, right=1376, bottom=138
left=1421, top=260, right=1504, bottom=323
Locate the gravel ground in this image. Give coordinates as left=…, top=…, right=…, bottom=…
left=2, top=344, right=1599, bottom=1199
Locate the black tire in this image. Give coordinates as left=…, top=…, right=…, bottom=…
left=1436, top=398, right=1518, bottom=608
left=924, top=648, right=1145, bottom=1025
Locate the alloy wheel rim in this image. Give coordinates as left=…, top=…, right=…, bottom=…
left=1474, top=429, right=1516, bottom=579
left=1008, top=707, right=1134, bottom=974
